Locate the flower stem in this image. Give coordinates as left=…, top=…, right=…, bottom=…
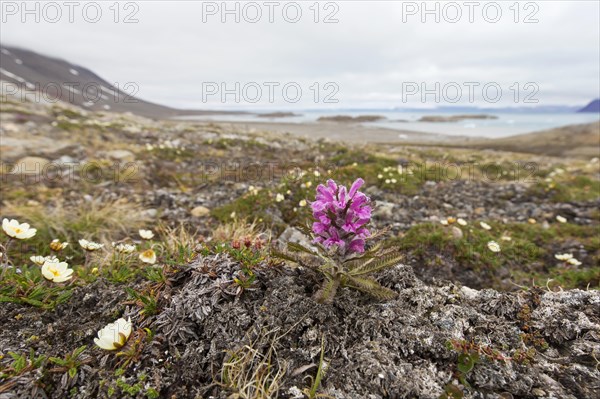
left=1, top=238, right=14, bottom=280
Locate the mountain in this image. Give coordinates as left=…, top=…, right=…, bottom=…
left=0, top=45, right=242, bottom=119
left=577, top=99, right=600, bottom=113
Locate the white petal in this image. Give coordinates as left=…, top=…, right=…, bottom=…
left=94, top=336, right=117, bottom=350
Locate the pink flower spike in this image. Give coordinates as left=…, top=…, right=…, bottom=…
left=348, top=178, right=364, bottom=198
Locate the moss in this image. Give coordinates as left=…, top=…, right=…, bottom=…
left=529, top=175, right=600, bottom=202
left=394, top=221, right=599, bottom=289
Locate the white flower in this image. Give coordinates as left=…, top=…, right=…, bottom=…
left=2, top=218, right=37, bottom=240
left=30, top=255, right=57, bottom=266
left=139, top=249, right=156, bottom=264
left=528, top=218, right=537, bottom=224
left=567, top=258, right=582, bottom=266
left=500, top=235, right=512, bottom=241
left=41, top=259, right=73, bottom=283
left=440, top=219, right=449, bottom=226
left=487, top=241, right=501, bottom=253
left=299, top=199, right=307, bottom=207
left=377, top=174, right=383, bottom=179
left=385, top=179, right=391, bottom=184
left=313, top=170, right=320, bottom=177
left=304, top=181, right=312, bottom=188
left=94, top=317, right=132, bottom=350
left=480, top=222, right=492, bottom=230
left=275, top=193, right=285, bottom=202
left=554, top=253, right=573, bottom=261
left=139, top=229, right=154, bottom=240
left=556, top=215, right=567, bottom=223
left=79, top=239, right=104, bottom=251
left=50, top=239, right=69, bottom=251
left=457, top=218, right=467, bottom=226
left=113, top=242, right=136, bottom=254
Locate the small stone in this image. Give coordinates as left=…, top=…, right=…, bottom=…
left=191, top=206, right=210, bottom=217
left=10, top=156, right=50, bottom=175
left=451, top=226, right=463, bottom=239
left=105, top=149, right=135, bottom=162
left=142, top=208, right=158, bottom=218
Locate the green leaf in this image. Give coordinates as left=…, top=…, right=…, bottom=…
left=270, top=249, right=302, bottom=265
left=68, top=367, right=78, bottom=379
left=287, top=242, right=318, bottom=256
left=73, top=345, right=87, bottom=359
left=348, top=252, right=403, bottom=276
left=49, top=357, right=67, bottom=366
left=457, top=352, right=478, bottom=374
left=309, top=335, right=327, bottom=398
left=315, top=278, right=339, bottom=304
left=294, top=224, right=313, bottom=238
left=345, top=276, right=397, bottom=300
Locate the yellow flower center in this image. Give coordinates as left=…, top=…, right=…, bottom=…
left=14, top=228, right=22, bottom=234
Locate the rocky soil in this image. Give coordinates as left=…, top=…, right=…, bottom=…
left=1, top=94, right=599, bottom=398
left=1, top=256, right=599, bottom=398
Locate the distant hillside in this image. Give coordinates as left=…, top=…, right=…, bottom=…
left=0, top=45, right=243, bottom=119
left=578, top=99, right=600, bottom=113
left=470, top=121, right=600, bottom=158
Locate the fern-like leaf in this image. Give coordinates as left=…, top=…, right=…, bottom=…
left=287, top=242, right=318, bottom=257
left=315, top=278, right=340, bottom=304
left=295, top=224, right=314, bottom=238
left=345, top=276, right=397, bottom=300
left=348, top=252, right=403, bottom=276
left=271, top=249, right=303, bottom=265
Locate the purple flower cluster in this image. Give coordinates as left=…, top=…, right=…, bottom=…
left=311, top=178, right=372, bottom=254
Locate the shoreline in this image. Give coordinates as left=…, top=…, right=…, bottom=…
left=176, top=119, right=482, bottom=145
left=176, top=118, right=599, bottom=159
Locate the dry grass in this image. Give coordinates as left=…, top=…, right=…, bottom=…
left=1, top=198, right=149, bottom=264
left=221, top=329, right=287, bottom=399
left=213, top=218, right=270, bottom=244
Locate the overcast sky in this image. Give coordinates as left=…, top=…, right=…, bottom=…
left=2, top=0, right=599, bottom=109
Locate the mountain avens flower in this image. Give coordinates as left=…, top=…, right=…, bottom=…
left=480, top=222, right=492, bottom=230
left=567, top=258, right=582, bottom=266
left=139, top=249, right=157, bottom=264
left=2, top=218, right=36, bottom=240
left=41, top=259, right=74, bottom=283
left=556, top=215, right=567, bottom=223
left=79, top=239, right=104, bottom=251
left=50, top=239, right=69, bottom=251
left=457, top=218, right=467, bottom=226
left=275, top=193, right=285, bottom=202
left=113, top=242, right=136, bottom=254
left=94, top=317, right=132, bottom=350
left=555, top=253, right=573, bottom=261
left=311, top=178, right=371, bottom=255
left=139, top=229, right=154, bottom=240
left=31, top=255, right=58, bottom=266
left=487, top=241, right=501, bottom=253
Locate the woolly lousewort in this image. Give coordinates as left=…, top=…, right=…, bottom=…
left=311, top=178, right=372, bottom=255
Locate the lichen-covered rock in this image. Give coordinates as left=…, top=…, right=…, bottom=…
left=1, top=257, right=598, bottom=398
left=149, top=256, right=600, bottom=399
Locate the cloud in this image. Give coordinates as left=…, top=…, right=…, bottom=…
left=2, top=0, right=598, bottom=108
